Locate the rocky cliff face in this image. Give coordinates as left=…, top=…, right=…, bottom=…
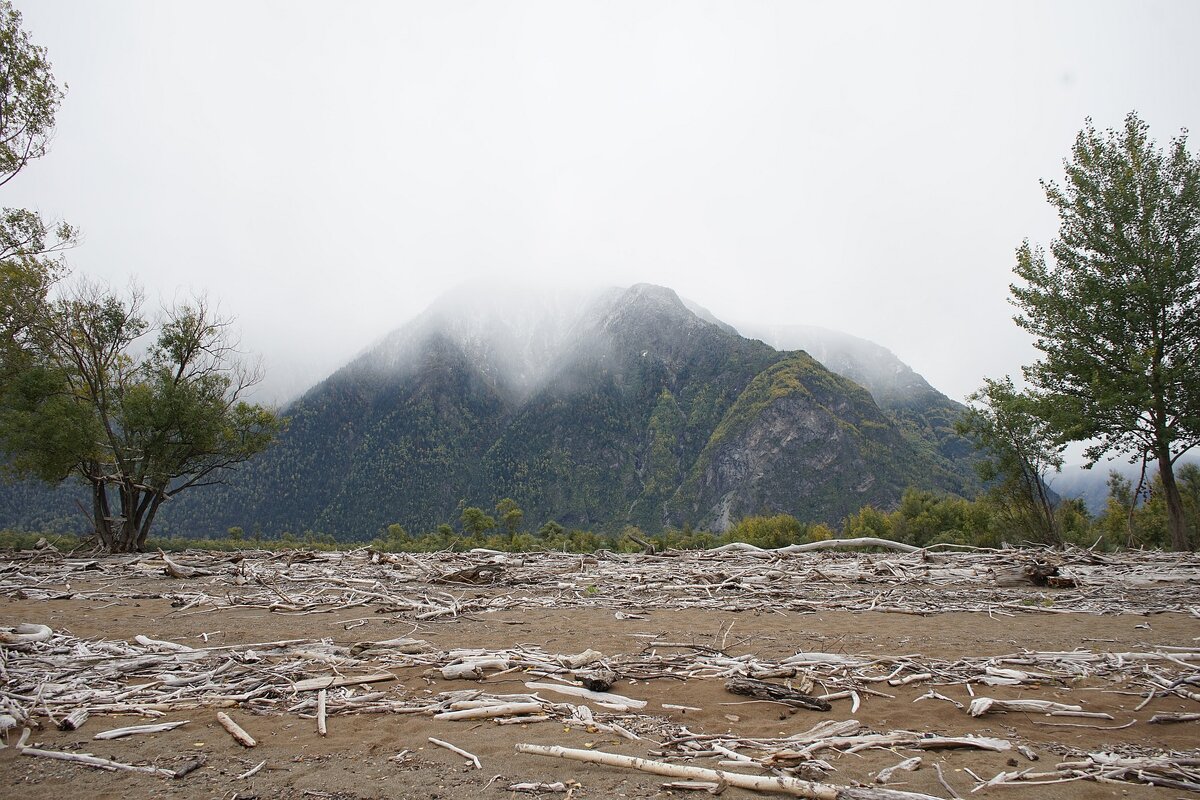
left=671, top=354, right=927, bottom=530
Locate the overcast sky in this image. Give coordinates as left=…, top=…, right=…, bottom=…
left=9, top=1, right=1200, bottom=404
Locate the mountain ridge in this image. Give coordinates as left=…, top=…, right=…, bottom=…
left=1, top=282, right=981, bottom=538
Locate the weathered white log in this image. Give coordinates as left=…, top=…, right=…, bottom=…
left=705, top=538, right=920, bottom=556
left=134, top=634, right=195, bottom=652
left=317, top=689, right=328, bottom=736
left=524, top=681, right=646, bottom=709
left=875, top=757, right=921, bottom=784
left=440, top=660, right=508, bottom=680
left=0, top=623, right=53, bottom=644
left=560, top=649, right=604, bottom=668
left=1149, top=712, right=1200, bottom=723
left=216, top=711, right=257, bottom=747
left=968, top=697, right=1111, bottom=719
left=515, top=743, right=943, bottom=799
left=778, top=538, right=922, bottom=554
left=94, top=719, right=190, bottom=739
left=292, top=672, right=394, bottom=692
left=429, top=736, right=481, bottom=768
left=434, top=702, right=544, bottom=721
left=160, top=551, right=213, bottom=578
left=19, top=744, right=177, bottom=777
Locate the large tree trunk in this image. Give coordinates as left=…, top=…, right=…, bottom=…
left=91, top=479, right=118, bottom=552
left=135, top=496, right=163, bottom=552
left=1158, top=455, right=1190, bottom=551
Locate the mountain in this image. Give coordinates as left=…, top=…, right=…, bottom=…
left=2, top=283, right=979, bottom=538
left=736, top=323, right=977, bottom=493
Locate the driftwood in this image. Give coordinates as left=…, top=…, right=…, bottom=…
left=429, top=736, right=482, bottom=768
left=291, top=672, right=394, bottom=692
left=94, top=719, right=190, bottom=739
left=0, top=623, right=53, bottom=644
left=707, top=538, right=921, bottom=556
left=216, top=711, right=257, bottom=747
left=524, top=681, right=647, bottom=709
left=3, top=546, right=1199, bottom=796
left=57, top=709, right=89, bottom=731
left=725, top=677, right=832, bottom=712
left=516, top=743, right=943, bottom=800
left=19, top=743, right=178, bottom=778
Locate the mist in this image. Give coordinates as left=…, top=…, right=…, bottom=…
left=7, top=1, right=1200, bottom=409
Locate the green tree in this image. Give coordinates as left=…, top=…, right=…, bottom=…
left=958, top=377, right=1064, bottom=544
left=0, top=285, right=281, bottom=552
left=1011, top=112, right=1200, bottom=550
left=0, top=1, right=64, bottom=186
left=495, top=497, right=523, bottom=537
left=1, top=1, right=76, bottom=389
left=0, top=1, right=76, bottom=260
left=459, top=506, right=496, bottom=536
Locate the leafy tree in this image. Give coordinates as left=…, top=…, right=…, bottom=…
left=0, top=283, right=281, bottom=552
left=0, top=1, right=63, bottom=186
left=1011, top=112, right=1200, bottom=550
left=0, top=1, right=76, bottom=260
left=1, top=1, right=75, bottom=390
left=841, top=505, right=893, bottom=540
left=495, top=497, right=522, bottom=536
left=537, top=519, right=564, bottom=539
left=958, top=377, right=1064, bottom=544
left=459, top=506, right=496, bottom=536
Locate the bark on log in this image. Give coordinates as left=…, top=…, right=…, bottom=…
left=57, top=709, right=89, bottom=731
left=516, top=743, right=942, bottom=800
left=725, top=677, right=832, bottom=712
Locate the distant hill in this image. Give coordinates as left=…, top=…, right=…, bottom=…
left=1, top=283, right=980, bottom=538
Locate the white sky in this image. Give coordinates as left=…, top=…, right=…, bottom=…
left=8, top=1, right=1200, bottom=404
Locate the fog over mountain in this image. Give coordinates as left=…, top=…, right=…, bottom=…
left=1, top=281, right=989, bottom=537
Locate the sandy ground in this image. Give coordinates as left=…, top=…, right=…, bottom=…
left=2, top=550, right=1199, bottom=800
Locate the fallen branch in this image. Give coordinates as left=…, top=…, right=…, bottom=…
left=429, top=736, right=482, bottom=768
left=216, top=711, right=257, bottom=747
left=94, top=720, right=190, bottom=740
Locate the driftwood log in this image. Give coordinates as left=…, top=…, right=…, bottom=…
left=725, top=676, right=832, bottom=712
left=516, top=743, right=942, bottom=800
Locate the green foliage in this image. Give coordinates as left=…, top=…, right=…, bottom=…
left=724, top=514, right=806, bottom=548
left=890, top=489, right=991, bottom=548
left=958, top=377, right=1064, bottom=544
left=0, top=281, right=281, bottom=552
left=460, top=506, right=496, bottom=536
left=1011, top=112, right=1200, bottom=550
left=0, top=1, right=64, bottom=184
left=495, top=497, right=523, bottom=536
left=842, top=505, right=893, bottom=540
